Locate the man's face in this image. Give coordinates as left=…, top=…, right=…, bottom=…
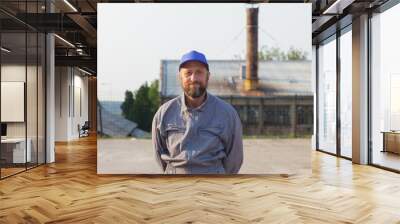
left=179, top=61, right=209, bottom=98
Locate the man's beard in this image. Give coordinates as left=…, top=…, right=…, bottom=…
left=184, top=82, right=207, bottom=98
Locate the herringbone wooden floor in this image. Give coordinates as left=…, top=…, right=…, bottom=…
left=1, top=135, right=400, bottom=224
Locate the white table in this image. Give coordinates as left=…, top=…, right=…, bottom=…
left=1, top=138, right=31, bottom=163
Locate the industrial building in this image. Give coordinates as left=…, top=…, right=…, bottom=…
left=160, top=60, right=313, bottom=136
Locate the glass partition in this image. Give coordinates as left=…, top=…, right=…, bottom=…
left=339, top=28, right=352, bottom=158
left=371, top=4, right=400, bottom=171
left=317, top=36, right=337, bottom=154
left=1, top=31, right=28, bottom=177
left=0, top=1, right=46, bottom=179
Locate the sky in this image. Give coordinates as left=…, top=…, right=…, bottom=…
left=98, top=3, right=311, bottom=101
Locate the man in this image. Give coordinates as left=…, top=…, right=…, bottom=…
left=152, top=50, right=243, bottom=174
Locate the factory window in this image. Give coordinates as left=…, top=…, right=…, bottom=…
left=296, top=105, right=313, bottom=125
left=263, top=106, right=290, bottom=126
left=247, top=106, right=260, bottom=125
left=233, top=105, right=247, bottom=123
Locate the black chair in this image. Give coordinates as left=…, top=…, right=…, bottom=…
left=78, top=121, right=90, bottom=138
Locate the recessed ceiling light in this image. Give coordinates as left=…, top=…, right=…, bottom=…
left=63, top=0, right=78, bottom=12
left=323, top=0, right=354, bottom=15
left=1, top=47, right=11, bottom=53
left=78, top=67, right=93, bottom=76
left=54, top=34, right=75, bottom=48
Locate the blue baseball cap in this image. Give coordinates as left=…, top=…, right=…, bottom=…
left=179, top=50, right=209, bottom=71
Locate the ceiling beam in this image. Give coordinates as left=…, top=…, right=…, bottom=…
left=55, top=55, right=96, bottom=70
left=67, top=13, right=97, bottom=46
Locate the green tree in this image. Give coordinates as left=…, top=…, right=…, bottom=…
left=148, top=80, right=160, bottom=116
left=132, top=82, right=152, bottom=131
left=120, top=90, right=135, bottom=122
left=121, top=80, right=160, bottom=132
left=286, top=46, right=308, bottom=60
left=258, top=45, right=308, bottom=61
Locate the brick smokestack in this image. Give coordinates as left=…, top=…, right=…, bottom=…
left=244, top=7, right=259, bottom=91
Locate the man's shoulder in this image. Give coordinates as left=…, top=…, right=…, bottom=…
left=155, top=96, right=181, bottom=116
left=211, top=94, right=239, bottom=118
left=160, top=96, right=181, bottom=109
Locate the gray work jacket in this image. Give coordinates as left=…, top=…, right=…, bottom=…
left=151, top=92, right=243, bottom=174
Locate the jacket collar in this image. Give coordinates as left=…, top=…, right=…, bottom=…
left=180, top=91, right=211, bottom=113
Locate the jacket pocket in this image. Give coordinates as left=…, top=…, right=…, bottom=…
left=165, top=124, right=186, bottom=155
left=198, top=126, right=224, bottom=149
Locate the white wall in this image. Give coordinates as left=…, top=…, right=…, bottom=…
left=55, top=66, right=69, bottom=141
left=1, top=65, right=39, bottom=138
left=1, top=65, right=27, bottom=144
left=55, top=67, right=89, bottom=141
left=312, top=45, right=316, bottom=150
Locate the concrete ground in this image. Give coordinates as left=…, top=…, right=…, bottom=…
left=97, top=138, right=311, bottom=174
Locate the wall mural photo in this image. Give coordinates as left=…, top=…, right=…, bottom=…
left=97, top=3, right=313, bottom=175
